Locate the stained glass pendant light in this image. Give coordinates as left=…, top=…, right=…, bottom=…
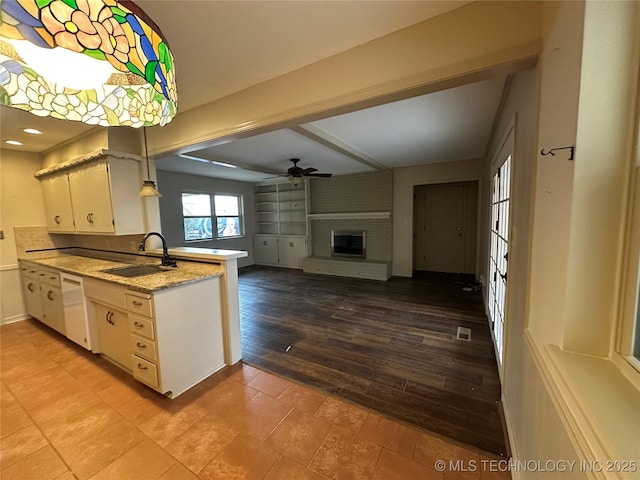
left=0, top=0, right=177, bottom=127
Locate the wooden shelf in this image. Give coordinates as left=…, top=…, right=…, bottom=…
left=255, top=182, right=307, bottom=236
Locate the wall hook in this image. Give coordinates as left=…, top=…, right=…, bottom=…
left=540, top=146, right=575, bottom=160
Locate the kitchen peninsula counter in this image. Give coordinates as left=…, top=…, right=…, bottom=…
left=20, top=246, right=247, bottom=367
left=23, top=253, right=224, bottom=294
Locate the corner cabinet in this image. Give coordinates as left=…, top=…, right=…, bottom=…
left=254, top=182, right=307, bottom=268
left=36, top=153, right=146, bottom=235
left=19, top=261, right=66, bottom=336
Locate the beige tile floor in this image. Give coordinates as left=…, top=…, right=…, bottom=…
left=1, top=320, right=511, bottom=480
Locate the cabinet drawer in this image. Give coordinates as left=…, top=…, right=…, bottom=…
left=130, top=334, right=157, bottom=362
left=85, top=279, right=127, bottom=309
left=128, top=315, right=155, bottom=340
left=126, top=293, right=153, bottom=317
left=39, top=270, right=60, bottom=287
left=131, top=355, right=159, bottom=389
left=20, top=263, right=34, bottom=279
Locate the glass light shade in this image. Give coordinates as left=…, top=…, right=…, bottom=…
left=139, top=179, right=162, bottom=197
left=0, top=0, right=177, bottom=127
left=288, top=176, right=304, bottom=185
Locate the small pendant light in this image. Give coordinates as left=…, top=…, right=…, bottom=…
left=139, top=127, right=162, bottom=197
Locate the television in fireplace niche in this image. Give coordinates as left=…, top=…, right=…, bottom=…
left=331, top=230, right=366, bottom=259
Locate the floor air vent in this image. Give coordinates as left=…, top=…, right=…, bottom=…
left=456, top=326, right=471, bottom=342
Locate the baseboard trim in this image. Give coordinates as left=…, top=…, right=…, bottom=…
left=500, top=397, right=522, bottom=480
left=1, top=314, right=30, bottom=325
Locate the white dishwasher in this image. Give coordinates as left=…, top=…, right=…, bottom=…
left=60, top=273, right=92, bottom=350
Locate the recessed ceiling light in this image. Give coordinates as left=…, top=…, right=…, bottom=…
left=6, top=140, right=23, bottom=146
left=23, top=128, right=42, bottom=134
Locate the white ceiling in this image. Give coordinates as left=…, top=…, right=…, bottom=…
left=0, top=0, right=511, bottom=183
left=157, top=76, right=506, bottom=181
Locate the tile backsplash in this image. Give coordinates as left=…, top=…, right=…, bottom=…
left=14, top=226, right=146, bottom=259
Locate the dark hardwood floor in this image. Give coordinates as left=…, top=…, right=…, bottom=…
left=238, top=266, right=506, bottom=456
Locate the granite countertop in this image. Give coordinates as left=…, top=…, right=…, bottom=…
left=21, top=254, right=224, bottom=293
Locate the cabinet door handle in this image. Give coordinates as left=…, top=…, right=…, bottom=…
left=136, top=342, right=147, bottom=349
left=132, top=301, right=143, bottom=307
left=47, top=290, right=54, bottom=301
left=54, top=215, right=61, bottom=224
left=87, top=213, right=94, bottom=224
left=27, top=283, right=35, bottom=292
left=137, top=363, right=148, bottom=371
left=133, top=321, right=144, bottom=329
left=106, top=311, right=115, bottom=325
left=50, top=276, right=56, bottom=281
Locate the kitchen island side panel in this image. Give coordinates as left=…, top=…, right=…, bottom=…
left=153, top=277, right=225, bottom=397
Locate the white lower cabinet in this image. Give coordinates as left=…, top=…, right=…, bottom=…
left=19, top=261, right=65, bottom=335
left=254, top=235, right=278, bottom=265
left=85, top=277, right=225, bottom=398
left=254, top=234, right=306, bottom=268
left=278, top=235, right=307, bottom=268
left=94, top=303, right=131, bottom=369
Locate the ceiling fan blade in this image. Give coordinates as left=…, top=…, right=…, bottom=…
left=304, top=172, right=332, bottom=177
left=301, top=167, right=318, bottom=174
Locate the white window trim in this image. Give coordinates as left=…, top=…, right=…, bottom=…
left=181, top=191, right=244, bottom=242
left=214, top=193, right=244, bottom=240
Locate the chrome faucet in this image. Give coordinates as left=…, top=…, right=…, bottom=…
left=138, top=232, right=177, bottom=267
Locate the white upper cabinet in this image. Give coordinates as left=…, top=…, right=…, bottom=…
left=69, top=161, right=116, bottom=232
left=41, top=172, right=75, bottom=232
left=38, top=154, right=146, bottom=235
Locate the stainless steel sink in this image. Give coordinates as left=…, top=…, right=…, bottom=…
left=102, top=264, right=170, bottom=278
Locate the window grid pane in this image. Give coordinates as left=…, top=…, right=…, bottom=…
left=214, top=195, right=240, bottom=216
left=184, top=217, right=213, bottom=241
left=182, top=193, right=211, bottom=216
left=217, top=216, right=241, bottom=237
left=488, top=155, right=512, bottom=365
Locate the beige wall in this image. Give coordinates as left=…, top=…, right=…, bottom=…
left=561, top=1, right=640, bottom=357
left=392, top=158, right=486, bottom=277
left=0, top=150, right=46, bottom=323
left=527, top=0, right=585, bottom=347
left=41, top=128, right=141, bottom=168
left=507, top=0, right=640, bottom=470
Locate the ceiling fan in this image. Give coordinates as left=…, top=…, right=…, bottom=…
left=266, top=158, right=333, bottom=184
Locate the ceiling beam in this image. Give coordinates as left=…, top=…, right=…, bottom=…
left=290, top=125, right=390, bottom=171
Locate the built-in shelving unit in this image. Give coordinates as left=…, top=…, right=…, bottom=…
left=254, top=185, right=279, bottom=235
left=254, top=183, right=307, bottom=235
left=254, top=182, right=307, bottom=268
left=278, top=183, right=307, bottom=235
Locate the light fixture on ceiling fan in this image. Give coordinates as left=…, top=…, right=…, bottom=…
left=265, top=158, right=332, bottom=185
